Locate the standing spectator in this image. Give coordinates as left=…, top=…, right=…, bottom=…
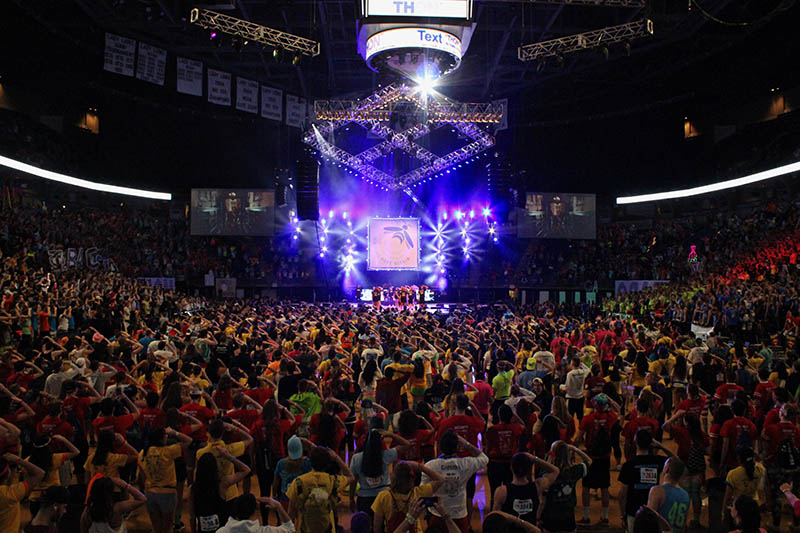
left=423, top=432, right=489, bottom=533
left=647, top=458, right=690, bottom=533
left=575, top=393, right=618, bottom=526
left=618, top=429, right=674, bottom=532
left=491, top=451, right=560, bottom=526
left=561, top=357, right=590, bottom=421
left=539, top=441, right=592, bottom=533
left=484, top=404, right=525, bottom=506
left=0, top=453, right=45, bottom=532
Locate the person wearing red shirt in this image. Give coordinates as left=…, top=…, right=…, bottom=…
left=249, top=399, right=300, bottom=509
left=308, top=399, right=350, bottom=452
left=353, top=400, right=388, bottom=451
left=35, top=403, right=73, bottom=440
left=179, top=389, right=218, bottom=479
left=584, top=365, right=606, bottom=408
left=753, top=368, right=776, bottom=423
left=139, top=391, right=166, bottom=432
left=714, top=381, right=744, bottom=406
left=470, top=377, right=494, bottom=420
left=761, top=404, right=800, bottom=531
left=575, top=394, right=618, bottom=526
left=663, top=410, right=709, bottom=528
left=623, top=398, right=660, bottom=460
left=437, top=394, right=485, bottom=457
left=243, top=375, right=276, bottom=406
left=374, top=367, right=411, bottom=414
left=395, top=409, right=434, bottom=462
left=227, top=394, right=261, bottom=432
left=763, top=388, right=792, bottom=430
left=677, top=384, right=707, bottom=427
left=484, top=404, right=525, bottom=507
left=720, top=400, right=758, bottom=470
left=91, top=395, right=139, bottom=440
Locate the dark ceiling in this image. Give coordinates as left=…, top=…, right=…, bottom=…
left=5, top=0, right=798, bottom=107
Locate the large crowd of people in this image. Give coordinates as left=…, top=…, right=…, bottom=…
left=0, top=194, right=795, bottom=533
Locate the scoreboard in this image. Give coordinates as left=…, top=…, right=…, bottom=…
left=363, top=0, right=472, bottom=19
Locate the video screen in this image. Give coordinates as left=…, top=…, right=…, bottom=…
left=367, top=218, right=421, bottom=270
left=190, top=189, right=275, bottom=236
left=519, top=192, right=596, bottom=239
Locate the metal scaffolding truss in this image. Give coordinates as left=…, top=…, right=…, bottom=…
left=518, top=19, right=654, bottom=61
left=304, top=84, right=497, bottom=190
left=189, top=8, right=320, bottom=56
left=314, top=99, right=504, bottom=124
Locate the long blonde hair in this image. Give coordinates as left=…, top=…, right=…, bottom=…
left=551, top=396, right=570, bottom=426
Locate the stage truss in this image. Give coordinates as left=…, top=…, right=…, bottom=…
left=518, top=19, right=654, bottom=61
left=303, top=84, right=499, bottom=191
left=189, top=8, right=320, bottom=56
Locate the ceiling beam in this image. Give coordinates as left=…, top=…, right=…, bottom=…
left=317, top=2, right=337, bottom=93
left=483, top=15, right=517, bottom=98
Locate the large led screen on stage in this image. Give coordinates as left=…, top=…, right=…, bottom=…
left=367, top=218, right=421, bottom=270
left=519, top=192, right=596, bottom=239
left=190, top=189, right=275, bottom=236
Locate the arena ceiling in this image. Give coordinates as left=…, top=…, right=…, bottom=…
left=5, top=0, right=798, bottom=113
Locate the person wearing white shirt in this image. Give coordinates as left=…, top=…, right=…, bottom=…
left=422, top=432, right=489, bottom=530
left=217, top=494, right=294, bottom=533
left=533, top=350, right=556, bottom=372
left=560, top=357, right=590, bottom=421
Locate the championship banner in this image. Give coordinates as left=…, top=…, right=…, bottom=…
left=136, top=42, right=167, bottom=85
left=260, top=86, right=283, bottom=121
left=235, top=77, right=259, bottom=114
left=614, top=279, right=669, bottom=295
left=367, top=218, right=420, bottom=270
left=285, top=95, right=306, bottom=128
left=103, top=33, right=136, bottom=77
left=177, top=57, right=203, bottom=96
left=208, top=69, right=231, bottom=106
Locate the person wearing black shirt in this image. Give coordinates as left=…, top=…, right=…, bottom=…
left=618, top=429, right=674, bottom=532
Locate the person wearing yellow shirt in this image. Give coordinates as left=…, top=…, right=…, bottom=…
left=28, top=433, right=80, bottom=507
left=372, top=460, right=446, bottom=533
left=139, top=426, right=193, bottom=533
left=196, top=419, right=254, bottom=501
left=84, top=431, right=138, bottom=481
left=515, top=341, right=533, bottom=372
left=0, top=453, right=45, bottom=533
left=286, top=444, right=355, bottom=533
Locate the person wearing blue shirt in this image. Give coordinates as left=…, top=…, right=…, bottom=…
left=647, top=457, right=690, bottom=533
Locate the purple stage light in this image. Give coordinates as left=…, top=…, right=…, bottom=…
left=210, top=32, right=217, bottom=39
left=343, top=211, right=348, bottom=219
left=482, top=207, right=491, bottom=217
left=455, top=210, right=463, bottom=220
left=469, top=209, right=475, bottom=219
left=493, top=237, right=498, bottom=243
left=292, top=235, right=298, bottom=240
left=443, top=211, right=448, bottom=220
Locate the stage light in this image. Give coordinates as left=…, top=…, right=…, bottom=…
left=289, top=210, right=295, bottom=217
left=488, top=226, right=496, bottom=235
left=347, top=221, right=352, bottom=227
left=292, top=235, right=298, bottom=240
left=482, top=207, right=491, bottom=217
left=493, top=237, right=498, bottom=243
left=319, top=252, right=325, bottom=258
left=320, top=236, right=326, bottom=242
left=346, top=238, right=351, bottom=244
left=443, top=211, right=448, bottom=220
left=328, top=210, right=334, bottom=218
left=440, top=268, right=446, bottom=274
left=469, top=209, right=475, bottom=219
left=455, top=210, right=464, bottom=220
left=210, top=31, right=217, bottom=40
left=292, top=217, right=298, bottom=223
left=321, top=218, right=327, bottom=225
left=343, top=211, right=348, bottom=219
left=294, top=227, right=301, bottom=234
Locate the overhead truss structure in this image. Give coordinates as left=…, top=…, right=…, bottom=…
left=314, top=101, right=504, bottom=124
left=304, top=84, right=498, bottom=190
left=189, top=8, right=320, bottom=56
left=518, top=19, right=654, bottom=61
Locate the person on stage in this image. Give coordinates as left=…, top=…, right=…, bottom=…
left=418, top=285, right=428, bottom=309
left=398, top=286, right=408, bottom=311
left=372, top=286, right=382, bottom=310
left=355, top=286, right=362, bottom=303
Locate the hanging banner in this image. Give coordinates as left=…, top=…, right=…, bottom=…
left=260, top=86, right=283, bottom=121
left=47, top=247, right=118, bottom=273
left=235, top=77, right=259, bottom=114
left=177, top=57, right=203, bottom=96
left=103, top=33, right=136, bottom=77
left=207, top=69, right=231, bottom=106
left=136, top=42, right=167, bottom=86
left=614, top=279, right=669, bottom=295
left=285, top=94, right=307, bottom=128
left=138, top=277, right=176, bottom=290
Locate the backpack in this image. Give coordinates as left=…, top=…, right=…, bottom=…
left=686, top=441, right=706, bottom=474
left=294, top=475, right=339, bottom=533
left=385, top=491, right=412, bottom=533
left=590, top=424, right=612, bottom=457
left=777, top=437, right=800, bottom=470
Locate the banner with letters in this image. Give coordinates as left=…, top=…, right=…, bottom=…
left=260, top=86, right=282, bottom=121
left=208, top=69, right=231, bottom=106
left=177, top=57, right=203, bottom=96
left=136, top=42, right=167, bottom=85
left=614, top=279, right=669, bottom=295
left=235, top=77, right=259, bottom=114
left=285, top=95, right=307, bottom=128
left=47, top=247, right=118, bottom=273
left=138, top=277, right=176, bottom=290
left=103, top=33, right=136, bottom=77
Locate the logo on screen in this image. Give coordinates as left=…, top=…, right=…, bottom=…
left=368, top=218, right=420, bottom=270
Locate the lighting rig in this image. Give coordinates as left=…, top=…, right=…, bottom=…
left=189, top=8, right=320, bottom=57
left=518, top=19, right=654, bottom=61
